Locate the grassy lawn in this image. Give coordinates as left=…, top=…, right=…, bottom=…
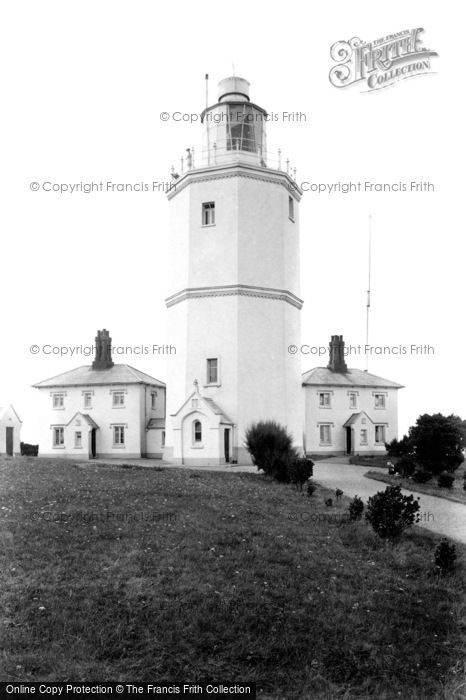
left=349, top=455, right=389, bottom=469
left=365, top=466, right=466, bottom=505
left=1, top=457, right=465, bottom=699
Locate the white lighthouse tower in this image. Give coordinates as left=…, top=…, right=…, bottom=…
left=164, top=76, right=303, bottom=465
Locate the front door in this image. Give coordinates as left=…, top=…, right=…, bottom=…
left=224, top=428, right=230, bottom=463
left=6, top=427, right=14, bottom=456
left=90, top=429, right=96, bottom=458
left=346, top=427, right=352, bottom=455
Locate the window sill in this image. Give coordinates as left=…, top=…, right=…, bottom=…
left=53, top=446, right=65, bottom=449
left=201, top=224, right=216, bottom=228
left=204, top=383, right=221, bottom=388
left=52, top=407, right=65, bottom=411
left=112, top=445, right=126, bottom=449
left=112, top=406, right=126, bottom=409
left=319, top=443, right=332, bottom=447
left=319, top=406, right=331, bottom=409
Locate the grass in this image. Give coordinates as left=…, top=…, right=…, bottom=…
left=1, top=457, right=466, bottom=699
left=365, top=466, right=466, bottom=505
left=349, top=455, right=389, bottom=469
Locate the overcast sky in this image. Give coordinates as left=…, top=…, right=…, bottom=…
left=1, top=1, right=464, bottom=441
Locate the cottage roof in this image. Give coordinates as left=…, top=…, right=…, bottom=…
left=33, top=364, right=165, bottom=389
left=302, top=366, right=403, bottom=389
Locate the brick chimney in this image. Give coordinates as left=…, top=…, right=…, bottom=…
left=327, top=334, right=347, bottom=373
left=92, top=329, right=114, bottom=370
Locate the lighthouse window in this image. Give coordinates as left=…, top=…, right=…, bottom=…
left=193, top=420, right=202, bottom=444
left=288, top=196, right=295, bottom=221
left=226, top=105, right=257, bottom=152
left=202, top=202, right=215, bottom=226
left=206, top=358, right=219, bottom=384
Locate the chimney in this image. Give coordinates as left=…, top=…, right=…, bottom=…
left=327, top=334, right=347, bottom=373
left=92, top=329, right=114, bottom=370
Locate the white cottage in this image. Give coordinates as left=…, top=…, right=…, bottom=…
left=303, top=335, right=403, bottom=456
left=0, top=405, right=22, bottom=456
left=33, top=330, right=166, bottom=459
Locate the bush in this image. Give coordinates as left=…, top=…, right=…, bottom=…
left=365, top=485, right=420, bottom=539
left=20, top=442, right=39, bottom=456
left=306, top=480, right=316, bottom=497
left=409, top=414, right=464, bottom=475
left=348, top=495, right=364, bottom=521
left=413, top=469, right=433, bottom=484
left=437, top=471, right=455, bottom=489
left=245, top=421, right=297, bottom=483
left=288, top=457, right=314, bottom=490
left=396, top=454, right=417, bottom=477
left=386, top=435, right=413, bottom=459
left=434, top=538, right=457, bottom=575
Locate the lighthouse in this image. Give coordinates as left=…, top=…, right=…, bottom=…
left=164, top=76, right=303, bottom=465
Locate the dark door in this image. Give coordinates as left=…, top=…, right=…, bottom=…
left=90, top=429, right=96, bottom=458
left=224, top=428, right=230, bottom=463
left=6, top=427, right=14, bottom=456
left=346, top=427, right=352, bottom=455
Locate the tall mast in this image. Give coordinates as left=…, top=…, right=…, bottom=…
left=365, top=215, right=372, bottom=372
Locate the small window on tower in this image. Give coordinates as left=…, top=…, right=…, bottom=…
left=206, top=358, right=219, bottom=384
left=202, top=202, right=215, bottom=226
left=288, top=196, right=295, bottom=222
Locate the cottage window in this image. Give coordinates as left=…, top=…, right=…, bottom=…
left=112, top=392, right=125, bottom=407
left=52, top=393, right=64, bottom=409
left=319, top=392, right=331, bottom=408
left=113, top=425, right=125, bottom=445
left=319, top=425, right=332, bottom=444
left=374, top=394, right=386, bottom=409
left=53, top=427, right=64, bottom=447
left=375, top=425, right=386, bottom=444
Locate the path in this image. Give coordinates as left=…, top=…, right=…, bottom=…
left=313, top=458, right=466, bottom=544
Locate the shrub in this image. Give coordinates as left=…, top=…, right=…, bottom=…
left=348, top=495, right=364, bottom=521
left=335, top=488, right=343, bottom=500
left=325, top=498, right=333, bottom=507
left=20, top=442, right=39, bottom=456
left=396, top=454, right=417, bottom=477
left=434, top=538, right=457, bottom=575
left=408, top=414, right=464, bottom=475
left=288, top=457, right=314, bottom=490
left=365, top=485, right=420, bottom=539
left=386, top=435, right=413, bottom=459
left=437, top=471, right=455, bottom=488
left=413, top=469, right=433, bottom=484
left=306, top=480, right=316, bottom=497
left=244, top=421, right=297, bottom=483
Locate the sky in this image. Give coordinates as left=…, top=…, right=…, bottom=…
left=1, top=0, right=464, bottom=442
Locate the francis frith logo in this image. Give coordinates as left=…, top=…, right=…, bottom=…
left=329, top=28, right=438, bottom=91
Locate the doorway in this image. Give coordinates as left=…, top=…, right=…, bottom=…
left=6, top=427, right=14, bottom=456
left=90, top=429, right=96, bottom=458
left=346, top=427, right=352, bottom=455
left=224, top=428, right=231, bottom=463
